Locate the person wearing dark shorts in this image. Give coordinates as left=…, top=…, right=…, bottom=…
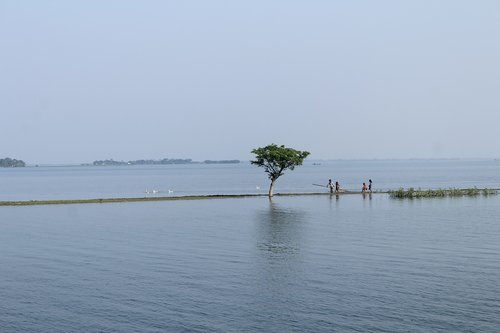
left=328, top=179, right=334, bottom=193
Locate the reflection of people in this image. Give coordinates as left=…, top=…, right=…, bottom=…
left=328, top=179, right=334, bottom=193
left=362, top=182, right=368, bottom=192
left=369, top=179, right=373, bottom=192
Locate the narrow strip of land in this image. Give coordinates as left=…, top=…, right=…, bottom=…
left=0, top=191, right=382, bottom=206
left=0, top=189, right=498, bottom=206
left=0, top=194, right=265, bottom=206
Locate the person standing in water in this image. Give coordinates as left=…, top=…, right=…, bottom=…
left=362, top=182, right=368, bottom=192
left=369, top=179, right=373, bottom=192
left=335, top=181, right=340, bottom=192
left=328, top=179, right=334, bottom=193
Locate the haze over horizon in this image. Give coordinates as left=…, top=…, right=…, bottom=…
left=2, top=1, right=499, bottom=165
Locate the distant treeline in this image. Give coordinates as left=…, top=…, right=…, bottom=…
left=0, top=157, right=26, bottom=167
left=92, top=159, right=240, bottom=166
left=93, top=158, right=192, bottom=166
left=203, top=160, right=240, bottom=164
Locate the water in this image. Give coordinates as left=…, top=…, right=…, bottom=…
left=1, top=160, right=500, bottom=332
left=0, top=159, right=499, bottom=201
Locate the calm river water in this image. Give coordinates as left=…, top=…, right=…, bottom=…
left=0, top=159, right=499, bottom=200
left=1, top=160, right=500, bottom=332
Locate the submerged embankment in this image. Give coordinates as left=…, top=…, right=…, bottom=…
left=0, top=188, right=498, bottom=206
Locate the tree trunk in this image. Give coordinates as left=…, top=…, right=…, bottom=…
left=268, top=179, right=276, bottom=197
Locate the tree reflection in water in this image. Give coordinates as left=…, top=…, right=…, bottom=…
left=252, top=199, right=310, bottom=322
left=255, top=199, right=307, bottom=257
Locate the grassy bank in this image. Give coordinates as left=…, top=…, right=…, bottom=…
left=0, top=194, right=265, bottom=206
left=0, top=191, right=376, bottom=206
left=1, top=189, right=498, bottom=206
left=389, top=188, right=498, bottom=199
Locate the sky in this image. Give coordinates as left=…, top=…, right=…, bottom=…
left=1, top=0, right=499, bottom=164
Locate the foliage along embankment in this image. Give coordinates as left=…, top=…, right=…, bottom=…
left=389, top=187, right=498, bottom=199
left=0, top=157, right=25, bottom=167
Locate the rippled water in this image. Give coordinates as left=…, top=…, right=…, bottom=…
left=1, top=194, right=500, bottom=332
left=1, top=159, right=499, bottom=201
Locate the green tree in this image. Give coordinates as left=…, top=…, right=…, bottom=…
left=0, top=157, right=26, bottom=167
left=251, top=144, right=310, bottom=197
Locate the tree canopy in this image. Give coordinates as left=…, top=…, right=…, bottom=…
left=251, top=144, right=310, bottom=197
left=0, top=157, right=26, bottom=167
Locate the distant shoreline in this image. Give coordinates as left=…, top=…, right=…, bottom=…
left=3, top=158, right=499, bottom=168
left=90, top=159, right=240, bottom=166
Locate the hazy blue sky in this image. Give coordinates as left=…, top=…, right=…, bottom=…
left=1, top=1, right=499, bottom=164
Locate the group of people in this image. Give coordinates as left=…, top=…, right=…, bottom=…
left=327, top=179, right=341, bottom=193
left=362, top=179, right=373, bottom=192
left=327, top=179, right=372, bottom=193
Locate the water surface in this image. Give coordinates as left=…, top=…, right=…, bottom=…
left=1, top=194, right=499, bottom=332
left=1, top=159, right=499, bottom=201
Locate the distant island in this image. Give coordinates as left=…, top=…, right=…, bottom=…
left=203, top=160, right=241, bottom=164
left=0, top=157, right=26, bottom=167
left=92, top=158, right=240, bottom=166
